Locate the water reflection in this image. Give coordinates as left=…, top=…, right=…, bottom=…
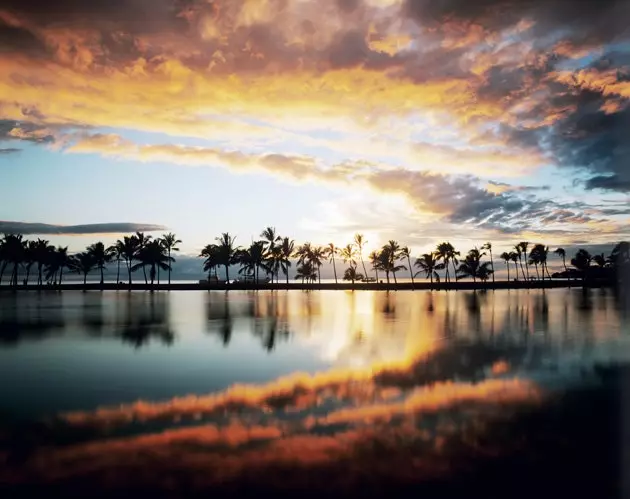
left=0, top=292, right=65, bottom=345
left=115, top=293, right=175, bottom=348
left=0, top=289, right=627, bottom=496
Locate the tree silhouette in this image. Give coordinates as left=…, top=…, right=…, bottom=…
left=279, top=237, right=295, bottom=284
left=160, top=233, right=181, bottom=286
left=482, top=242, right=495, bottom=285
left=343, top=266, right=363, bottom=287
left=414, top=252, right=443, bottom=284
left=457, top=247, right=491, bottom=283
left=518, top=241, right=530, bottom=281
left=215, top=233, right=239, bottom=283
left=45, top=246, right=69, bottom=285
left=134, top=232, right=152, bottom=284
left=368, top=250, right=380, bottom=283
left=400, top=246, right=414, bottom=287
left=295, top=261, right=317, bottom=283
left=68, top=252, right=96, bottom=287
left=500, top=251, right=512, bottom=281
left=133, top=240, right=172, bottom=288
left=571, top=249, right=592, bottom=282
left=435, top=242, right=459, bottom=283
left=200, top=244, right=221, bottom=280
left=354, top=233, right=369, bottom=280
left=554, top=247, right=568, bottom=278
left=87, top=242, right=111, bottom=287
left=108, top=240, right=125, bottom=286
left=120, top=235, right=139, bottom=288
left=327, top=243, right=339, bottom=284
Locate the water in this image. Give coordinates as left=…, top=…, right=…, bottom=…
left=0, top=288, right=628, bottom=495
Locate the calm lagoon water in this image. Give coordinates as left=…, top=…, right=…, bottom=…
left=0, top=288, right=628, bottom=496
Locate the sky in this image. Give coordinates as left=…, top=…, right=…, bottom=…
left=1, top=0, right=629, bottom=257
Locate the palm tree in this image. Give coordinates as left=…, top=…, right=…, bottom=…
left=400, top=246, right=414, bottom=287
left=160, top=233, right=181, bottom=286
left=327, top=243, right=339, bottom=284
left=87, top=242, right=111, bottom=286
left=279, top=237, right=295, bottom=284
left=343, top=266, right=363, bottom=287
left=68, top=252, right=95, bottom=287
left=554, top=247, right=568, bottom=278
left=121, top=235, right=139, bottom=287
left=46, top=246, right=69, bottom=286
left=295, top=261, right=317, bottom=283
left=435, top=242, right=459, bottom=283
left=135, top=232, right=152, bottom=284
left=518, top=241, right=530, bottom=281
left=571, top=249, right=592, bottom=283
left=528, top=246, right=542, bottom=280
left=3, top=234, right=25, bottom=287
left=513, top=244, right=525, bottom=280
left=310, top=246, right=326, bottom=284
left=0, top=236, right=8, bottom=286
left=261, top=227, right=280, bottom=252
left=237, top=240, right=268, bottom=284
left=108, top=240, right=125, bottom=286
left=368, top=250, right=380, bottom=283
left=215, top=233, right=239, bottom=283
left=384, top=240, right=405, bottom=284
left=530, top=244, right=551, bottom=280
left=354, top=233, right=369, bottom=280
left=24, top=240, right=38, bottom=285
left=414, top=253, right=443, bottom=285
left=509, top=251, right=520, bottom=281
left=457, top=247, right=487, bottom=283
left=500, top=251, right=511, bottom=281
left=200, top=244, right=221, bottom=280
left=340, top=244, right=357, bottom=274
left=134, top=240, right=172, bottom=288
left=482, top=242, right=495, bottom=285
left=33, top=238, right=53, bottom=286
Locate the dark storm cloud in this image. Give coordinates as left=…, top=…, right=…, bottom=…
left=0, top=221, right=167, bottom=235
left=403, top=0, right=630, bottom=45
left=0, top=148, right=20, bottom=154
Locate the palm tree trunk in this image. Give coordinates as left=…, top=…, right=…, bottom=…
left=225, top=264, right=229, bottom=284
left=407, top=256, right=414, bottom=287
left=59, top=267, right=64, bottom=286
left=393, top=270, right=398, bottom=284
left=506, top=262, right=510, bottom=281
left=386, top=271, right=390, bottom=284
left=25, top=267, right=31, bottom=285
left=375, top=268, right=379, bottom=283
left=519, top=257, right=526, bottom=280
left=127, top=260, right=132, bottom=289
left=444, top=259, right=450, bottom=283
left=38, top=264, right=43, bottom=287
left=83, top=273, right=87, bottom=286
left=168, top=249, right=171, bottom=286
left=332, top=257, right=338, bottom=284
left=143, top=265, right=148, bottom=285
left=100, top=266, right=104, bottom=286
left=535, top=264, right=540, bottom=280
left=452, top=260, right=458, bottom=282
left=12, top=263, right=19, bottom=287
left=490, top=249, right=495, bottom=284
left=0, top=262, right=6, bottom=285
left=524, top=251, right=529, bottom=280
left=360, top=256, right=368, bottom=280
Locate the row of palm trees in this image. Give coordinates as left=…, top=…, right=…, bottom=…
left=2, top=228, right=628, bottom=288
left=0, top=232, right=181, bottom=288
left=198, top=230, right=629, bottom=286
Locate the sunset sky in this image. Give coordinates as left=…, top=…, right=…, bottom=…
left=1, top=0, right=629, bottom=255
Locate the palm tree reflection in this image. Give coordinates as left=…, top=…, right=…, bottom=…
left=117, top=293, right=174, bottom=348
left=206, top=293, right=233, bottom=346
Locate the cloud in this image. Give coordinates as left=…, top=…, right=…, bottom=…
left=0, top=147, right=20, bottom=154
left=0, top=221, right=167, bottom=235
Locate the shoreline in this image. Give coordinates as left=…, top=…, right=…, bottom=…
left=0, top=279, right=616, bottom=292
